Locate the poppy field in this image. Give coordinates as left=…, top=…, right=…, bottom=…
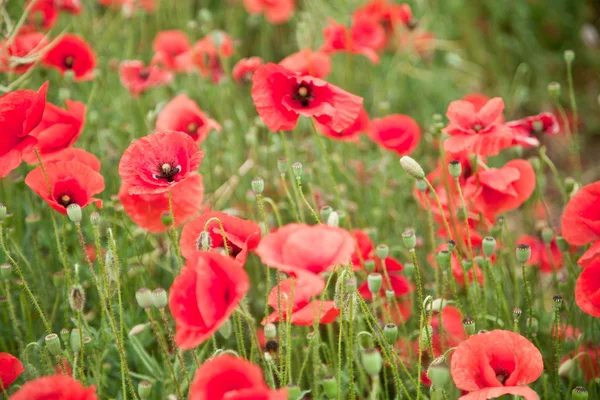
left=2, top=0, right=600, bottom=399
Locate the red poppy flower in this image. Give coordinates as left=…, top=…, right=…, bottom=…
left=577, top=345, right=600, bottom=381
left=169, top=252, right=249, bottom=349
left=251, top=63, right=363, bottom=132
left=506, top=112, right=559, bottom=148
left=119, top=60, right=173, bottom=96
left=119, top=173, right=203, bottom=233
left=0, top=353, right=23, bottom=389
left=21, top=99, right=85, bottom=164
left=56, top=0, right=82, bottom=13
left=315, top=107, right=369, bottom=142
left=353, top=0, right=414, bottom=33
left=42, top=34, right=96, bottom=81
left=180, top=210, right=261, bottom=265
left=42, top=147, right=101, bottom=172
left=242, top=0, right=295, bottom=24
left=429, top=305, right=466, bottom=357
left=443, top=97, right=514, bottom=156
left=516, top=235, right=563, bottom=274
left=0, top=32, right=47, bottom=74
left=25, top=160, right=104, bottom=214
left=397, top=30, right=435, bottom=57
left=232, top=57, right=264, bottom=83
left=368, top=114, right=421, bottom=155
left=23, top=0, right=58, bottom=31
left=189, top=355, right=287, bottom=400
left=0, top=81, right=48, bottom=178
left=320, top=19, right=380, bottom=63
left=99, top=0, right=156, bottom=13
left=256, top=223, right=355, bottom=276
left=279, top=49, right=331, bottom=78
left=451, top=330, right=543, bottom=400
left=461, top=93, right=493, bottom=113
left=263, top=270, right=339, bottom=326
left=561, top=181, right=600, bottom=246
left=351, top=15, right=387, bottom=51
left=155, top=94, right=221, bottom=144
left=463, top=159, right=536, bottom=221
left=152, top=30, right=193, bottom=72
left=10, top=375, right=96, bottom=400
left=191, top=32, right=234, bottom=83
left=575, top=261, right=600, bottom=317
left=118, top=130, right=203, bottom=195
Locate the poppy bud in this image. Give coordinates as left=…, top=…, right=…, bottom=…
left=548, top=82, right=561, bottom=99
left=0, top=204, right=6, bottom=221
left=516, top=244, right=531, bottom=264
left=152, top=288, right=168, bottom=309
left=264, top=323, right=277, bottom=339
left=292, top=162, right=303, bottom=179
left=420, top=325, right=433, bottom=349
left=512, top=307, right=522, bottom=319
left=446, top=240, right=456, bottom=252
left=322, top=376, right=337, bottom=398
left=375, top=244, right=389, bottom=260
left=415, top=179, right=427, bottom=192
left=364, top=259, right=376, bottom=273
left=385, top=289, right=395, bottom=302
left=564, top=50, right=575, bottom=63
left=161, top=212, right=173, bottom=227
left=437, top=250, right=451, bottom=270
left=402, top=230, right=416, bottom=249
left=367, top=273, right=382, bottom=297
left=0, top=264, right=12, bottom=280
left=286, top=384, right=302, bottom=400
left=277, top=158, right=288, bottom=175
left=572, top=387, right=588, bottom=400
left=462, top=317, right=476, bottom=335
left=559, top=358, right=575, bottom=377
left=320, top=205, right=333, bottom=222
left=482, top=237, right=496, bottom=258
left=361, top=348, right=383, bottom=377
left=552, top=294, right=564, bottom=311
left=69, top=285, right=86, bottom=312
left=251, top=177, right=264, bottom=194
left=556, top=236, right=569, bottom=252
left=198, top=231, right=212, bottom=250
left=384, top=323, right=398, bottom=345
left=129, top=323, right=149, bottom=336
left=90, top=211, right=100, bottom=226
left=427, top=356, right=450, bottom=387
left=541, top=227, right=553, bottom=244
left=527, top=317, right=539, bottom=334
left=400, top=156, right=425, bottom=179
left=327, top=211, right=339, bottom=227
left=218, top=318, right=233, bottom=339
left=45, top=333, right=62, bottom=356
left=138, top=380, right=152, bottom=399
left=448, top=160, right=462, bottom=179
left=70, top=329, right=81, bottom=353
left=58, top=328, right=69, bottom=345
left=135, top=288, right=153, bottom=309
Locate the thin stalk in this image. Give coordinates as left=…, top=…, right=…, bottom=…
left=168, top=190, right=183, bottom=269
left=296, top=176, right=321, bottom=223
left=160, top=308, right=191, bottom=387
left=146, top=309, right=182, bottom=399
left=424, top=178, right=453, bottom=241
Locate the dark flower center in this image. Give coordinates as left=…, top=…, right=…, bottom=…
left=57, top=194, right=74, bottom=207
left=64, top=56, right=75, bottom=69
left=152, top=163, right=182, bottom=183
left=294, top=84, right=313, bottom=107
left=495, top=368, right=510, bottom=384
left=138, top=68, right=150, bottom=80
left=472, top=123, right=483, bottom=132
left=187, top=122, right=199, bottom=133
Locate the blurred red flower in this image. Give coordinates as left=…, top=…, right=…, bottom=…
left=119, top=60, right=173, bottom=96
left=42, top=34, right=96, bottom=81
left=0, top=352, right=23, bottom=389
left=450, top=330, right=543, bottom=400
left=0, top=32, right=47, bottom=74
left=429, top=305, right=466, bottom=357
left=315, top=107, right=370, bottom=142
left=320, top=19, right=380, bottom=63
left=461, top=93, right=493, bottom=113
left=189, top=354, right=287, bottom=399
left=192, top=32, right=234, bottom=83
left=516, top=235, right=563, bottom=274
left=25, top=160, right=104, bottom=214
left=56, top=0, right=82, bottom=13
left=119, top=173, right=204, bottom=233
left=10, top=375, right=97, bottom=400
left=561, top=181, right=600, bottom=246
left=155, top=94, right=221, bottom=144
left=353, top=0, right=414, bottom=34
left=507, top=112, right=559, bottom=140
left=99, top=0, right=156, bottom=13
left=256, top=223, right=355, bottom=276
left=351, top=15, right=387, bottom=51
left=443, top=97, right=513, bottom=156
left=575, top=260, right=600, bottom=317
left=24, top=0, right=58, bottom=31
left=251, top=63, right=363, bottom=132
left=0, top=81, right=48, bottom=177
left=152, top=30, right=193, bottom=72
left=42, top=147, right=101, bottom=171
left=279, top=49, right=331, bottom=78
left=242, top=0, right=295, bottom=24
left=118, top=131, right=203, bottom=195
left=169, top=252, right=249, bottom=349
left=369, top=114, right=421, bottom=155
left=180, top=211, right=261, bottom=265
left=232, top=57, right=264, bottom=83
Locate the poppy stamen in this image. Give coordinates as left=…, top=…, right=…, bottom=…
left=472, top=123, right=483, bottom=132
left=152, top=163, right=182, bottom=182
left=138, top=69, right=150, bottom=80
left=63, top=56, right=75, bottom=69
left=294, top=84, right=313, bottom=107
left=57, top=194, right=73, bottom=207
left=187, top=122, right=199, bottom=134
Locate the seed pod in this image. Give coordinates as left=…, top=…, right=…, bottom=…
left=446, top=240, right=456, bottom=252
left=361, top=348, right=383, bottom=377
left=45, top=333, right=62, bottom=356
left=448, top=160, right=462, bottom=178
left=90, top=211, right=100, bottom=226
left=383, top=323, right=398, bottom=346
left=402, top=230, right=417, bottom=249
left=152, top=288, right=168, bottom=309
left=564, top=50, right=575, bottom=63
left=138, top=380, right=152, bottom=399
left=375, top=244, right=389, bottom=260
left=66, top=204, right=82, bottom=223
left=264, top=323, right=277, bottom=339
left=364, top=260, right=376, bottom=273
left=541, top=227, right=553, bottom=244
left=135, top=288, right=153, bottom=309
left=70, top=329, right=81, bottom=353
left=367, top=273, right=382, bottom=298
left=251, top=177, right=264, bottom=194
left=326, top=211, right=339, bottom=227
left=548, top=82, right=561, bottom=99
left=516, top=244, right=531, bottom=264
left=512, top=307, right=522, bottom=319
left=427, top=356, right=450, bottom=387
left=292, top=162, right=303, bottom=178
left=437, top=250, right=451, bottom=270
left=462, top=317, right=476, bottom=335
left=482, top=237, right=496, bottom=258
left=552, top=294, right=564, bottom=311
left=322, top=376, right=337, bottom=399
left=60, top=328, right=70, bottom=344
left=572, top=387, right=588, bottom=400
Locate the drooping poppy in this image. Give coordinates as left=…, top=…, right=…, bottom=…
left=450, top=330, right=543, bottom=400
left=320, top=19, right=380, bottom=63
left=192, top=32, right=234, bottom=83
left=463, top=159, right=536, bottom=221
left=152, top=30, right=193, bottom=72
left=368, top=114, right=421, bottom=155
left=232, top=57, right=264, bottom=83
left=0, top=353, right=23, bottom=389
left=315, top=107, right=370, bottom=142
left=119, top=173, right=203, bottom=233
left=22, top=99, right=85, bottom=164
left=561, top=181, right=600, bottom=246
left=180, top=210, right=261, bottom=265
left=119, top=60, right=173, bottom=96
left=155, top=94, right=221, bottom=144
left=279, top=49, right=331, bottom=78
left=189, top=355, right=287, bottom=400
left=25, top=160, right=104, bottom=214
left=263, top=270, right=339, bottom=326
left=256, top=223, right=355, bottom=276
left=118, top=130, right=203, bottom=195
left=0, top=32, right=47, bottom=74
left=169, top=252, right=249, bottom=349
left=42, top=34, right=96, bottom=81
left=516, top=235, right=564, bottom=274
left=575, top=260, right=600, bottom=317
left=242, top=0, right=295, bottom=24
left=443, top=97, right=514, bottom=156
left=0, top=81, right=48, bottom=178
left=10, top=375, right=97, bottom=400
left=251, top=63, right=363, bottom=132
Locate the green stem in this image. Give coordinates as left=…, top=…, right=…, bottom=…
left=296, top=176, right=321, bottom=223
left=146, top=309, right=182, bottom=399
left=168, top=190, right=183, bottom=269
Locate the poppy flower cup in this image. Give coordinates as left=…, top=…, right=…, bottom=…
left=233, top=57, right=264, bottom=83
left=315, top=108, right=370, bottom=142
left=0, top=352, right=24, bottom=390
left=368, top=114, right=421, bottom=155
left=9, top=375, right=97, bottom=400
left=242, top=0, right=295, bottom=25
left=42, top=34, right=96, bottom=81
left=450, top=330, right=544, bottom=400
left=561, top=181, right=600, bottom=246
left=119, top=60, right=173, bottom=96
left=279, top=49, right=332, bottom=78
left=151, top=30, right=193, bottom=72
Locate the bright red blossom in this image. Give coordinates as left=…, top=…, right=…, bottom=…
left=251, top=63, right=363, bottom=132
left=24, top=0, right=58, bottom=31
left=192, top=32, right=234, bottom=83
left=315, top=107, right=370, bottom=142
left=0, top=353, right=23, bottom=389
left=155, top=94, right=221, bottom=144
left=10, top=375, right=97, bottom=400
left=575, top=260, right=600, bottom=317
left=279, top=49, right=331, bottom=78
left=152, top=30, right=193, bottom=72
left=242, top=0, right=295, bottom=24
left=320, top=19, right=380, bottom=63
left=353, top=0, right=414, bottom=34
left=368, top=114, right=421, bottom=155
left=507, top=112, right=559, bottom=148
left=429, top=306, right=466, bottom=357
left=42, top=147, right=101, bottom=172
left=232, top=57, right=264, bottom=82
left=42, top=34, right=96, bottom=81
left=119, top=60, right=173, bottom=96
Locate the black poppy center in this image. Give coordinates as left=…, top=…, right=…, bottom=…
left=138, top=68, right=150, bottom=80
left=57, top=193, right=74, bottom=208
left=495, top=368, right=510, bottom=385
left=64, top=56, right=75, bottom=69
left=294, top=84, right=313, bottom=107
left=153, top=163, right=182, bottom=183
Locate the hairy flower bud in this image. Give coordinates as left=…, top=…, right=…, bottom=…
left=69, top=285, right=86, bottom=313
left=400, top=156, right=425, bottom=179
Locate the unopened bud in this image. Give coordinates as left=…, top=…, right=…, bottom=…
left=327, top=211, right=339, bottom=227
left=70, top=329, right=81, bottom=353
left=559, top=358, right=575, bottom=377
left=69, top=285, right=86, bottom=312
left=320, top=206, right=333, bottom=222
left=564, top=50, right=575, bottom=63
left=400, top=156, right=425, bottom=179
left=198, top=231, right=211, bottom=250
left=136, top=288, right=153, bottom=309
left=427, top=356, right=450, bottom=387
left=420, top=325, right=433, bottom=349
left=548, top=82, right=561, bottom=99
